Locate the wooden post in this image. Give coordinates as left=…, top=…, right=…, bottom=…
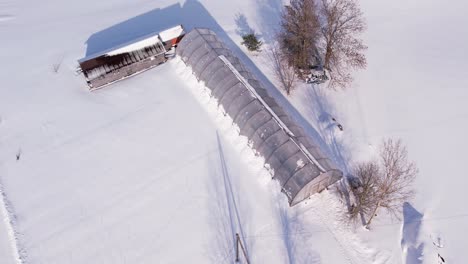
left=235, top=233, right=240, bottom=262
left=235, top=233, right=250, bottom=264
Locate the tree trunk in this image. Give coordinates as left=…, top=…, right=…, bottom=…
left=366, top=201, right=381, bottom=228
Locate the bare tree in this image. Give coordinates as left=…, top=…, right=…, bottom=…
left=367, top=139, right=418, bottom=227
left=350, top=139, right=418, bottom=228
left=279, top=0, right=321, bottom=79
left=349, top=160, right=380, bottom=224
left=269, top=44, right=297, bottom=95
left=319, top=0, right=367, bottom=88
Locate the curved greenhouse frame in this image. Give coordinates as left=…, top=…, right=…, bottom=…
left=177, top=28, right=342, bottom=205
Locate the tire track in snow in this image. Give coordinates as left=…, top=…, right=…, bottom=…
left=0, top=14, right=15, bottom=22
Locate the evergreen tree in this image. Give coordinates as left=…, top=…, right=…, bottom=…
left=241, top=33, right=263, bottom=52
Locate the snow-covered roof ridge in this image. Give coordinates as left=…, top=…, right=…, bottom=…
left=78, top=30, right=161, bottom=63
left=159, top=25, right=184, bottom=42
left=79, top=25, right=184, bottom=62
left=106, top=35, right=162, bottom=56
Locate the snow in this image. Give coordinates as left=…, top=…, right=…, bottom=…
left=242, top=0, right=468, bottom=262
left=296, top=159, right=305, bottom=170
left=0, top=178, right=24, bottom=263
left=78, top=31, right=161, bottom=63
left=337, top=1, right=468, bottom=262
left=0, top=0, right=466, bottom=263
left=102, top=25, right=183, bottom=57
left=159, top=25, right=184, bottom=42
left=0, top=183, right=22, bottom=264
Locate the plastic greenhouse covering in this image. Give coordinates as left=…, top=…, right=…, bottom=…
left=177, top=28, right=342, bottom=205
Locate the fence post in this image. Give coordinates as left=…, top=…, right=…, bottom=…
left=235, top=233, right=240, bottom=262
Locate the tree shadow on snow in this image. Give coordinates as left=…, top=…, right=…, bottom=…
left=277, top=204, right=322, bottom=264
left=254, top=0, right=283, bottom=44
left=234, top=13, right=254, bottom=37
left=310, top=86, right=351, bottom=174
left=401, top=202, right=424, bottom=264
left=203, top=132, right=253, bottom=263
left=204, top=153, right=237, bottom=264
left=291, top=84, right=354, bottom=213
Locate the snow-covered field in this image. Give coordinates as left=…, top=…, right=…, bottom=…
left=1, top=0, right=467, bottom=263
left=235, top=0, right=468, bottom=262
left=323, top=1, right=468, bottom=263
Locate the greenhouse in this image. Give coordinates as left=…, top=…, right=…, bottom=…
left=177, top=28, right=342, bottom=206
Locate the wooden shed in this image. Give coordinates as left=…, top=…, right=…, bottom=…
left=78, top=25, right=185, bottom=90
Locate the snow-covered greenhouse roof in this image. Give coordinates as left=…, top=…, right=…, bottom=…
left=177, top=28, right=343, bottom=205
